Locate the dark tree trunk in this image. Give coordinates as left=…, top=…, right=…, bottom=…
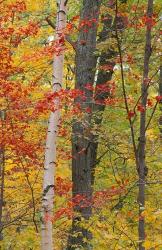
left=0, top=148, right=4, bottom=241
left=91, top=1, right=127, bottom=172
left=67, top=0, right=129, bottom=248
left=68, top=1, right=127, bottom=248
left=0, top=110, right=6, bottom=241
left=137, top=1, right=153, bottom=249
left=90, top=14, right=116, bottom=184
left=91, top=0, right=127, bottom=176
left=68, top=1, right=101, bottom=249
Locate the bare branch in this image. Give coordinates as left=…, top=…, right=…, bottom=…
left=45, top=17, right=56, bottom=29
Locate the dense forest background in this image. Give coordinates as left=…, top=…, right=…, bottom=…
left=0, top=0, right=161, bottom=249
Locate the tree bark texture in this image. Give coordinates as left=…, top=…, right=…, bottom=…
left=0, top=111, right=6, bottom=241
left=68, top=1, right=101, bottom=249
left=68, top=1, right=128, bottom=249
left=138, top=1, right=153, bottom=249
left=90, top=15, right=116, bottom=184
left=41, top=1, right=67, bottom=250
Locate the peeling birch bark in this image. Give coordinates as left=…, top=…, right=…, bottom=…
left=41, top=1, right=67, bottom=249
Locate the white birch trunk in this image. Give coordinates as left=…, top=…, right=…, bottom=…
left=41, top=1, right=67, bottom=249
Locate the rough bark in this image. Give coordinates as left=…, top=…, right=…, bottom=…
left=90, top=15, right=116, bottom=185
left=0, top=110, right=6, bottom=241
left=0, top=148, right=4, bottom=240
left=68, top=1, right=101, bottom=249
left=137, top=1, right=153, bottom=249
left=91, top=1, right=126, bottom=175
left=41, top=1, right=67, bottom=249
left=68, top=2, right=127, bottom=248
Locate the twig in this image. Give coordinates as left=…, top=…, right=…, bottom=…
left=145, top=101, right=158, bottom=132
left=114, top=1, right=138, bottom=169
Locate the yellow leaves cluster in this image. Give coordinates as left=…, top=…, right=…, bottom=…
left=146, top=129, right=158, bottom=141
left=143, top=240, right=152, bottom=249
left=141, top=209, right=156, bottom=223
left=0, top=226, right=40, bottom=250
left=25, top=0, right=49, bottom=12
left=143, top=240, right=162, bottom=250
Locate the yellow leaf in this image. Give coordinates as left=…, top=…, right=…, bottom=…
left=143, top=241, right=152, bottom=249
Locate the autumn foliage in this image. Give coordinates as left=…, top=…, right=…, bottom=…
left=0, top=0, right=162, bottom=250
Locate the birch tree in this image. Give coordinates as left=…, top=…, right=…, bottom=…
left=41, top=1, right=67, bottom=249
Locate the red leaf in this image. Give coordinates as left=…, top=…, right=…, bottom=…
left=155, top=95, right=162, bottom=102
left=137, top=104, right=145, bottom=112
left=128, top=110, right=135, bottom=119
